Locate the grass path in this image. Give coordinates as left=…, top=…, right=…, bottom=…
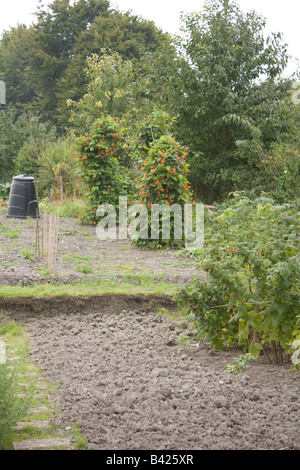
left=0, top=320, right=87, bottom=450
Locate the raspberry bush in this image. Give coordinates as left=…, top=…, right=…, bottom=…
left=177, top=194, right=300, bottom=363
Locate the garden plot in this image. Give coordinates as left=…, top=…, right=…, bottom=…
left=2, top=296, right=300, bottom=451
left=0, top=210, right=203, bottom=287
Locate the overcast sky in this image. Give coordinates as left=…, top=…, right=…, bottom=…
left=0, top=0, right=299, bottom=75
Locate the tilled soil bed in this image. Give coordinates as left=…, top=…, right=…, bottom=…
left=0, top=209, right=203, bottom=286
left=3, top=296, right=299, bottom=451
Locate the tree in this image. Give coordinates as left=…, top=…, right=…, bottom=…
left=0, top=26, right=36, bottom=109
left=56, top=9, right=174, bottom=128
left=0, top=0, right=175, bottom=129
left=0, top=108, right=56, bottom=183
left=172, top=0, right=292, bottom=203
left=67, top=51, right=136, bottom=134
left=26, top=0, right=111, bottom=124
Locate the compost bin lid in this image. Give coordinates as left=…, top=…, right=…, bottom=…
left=12, top=174, right=35, bottom=182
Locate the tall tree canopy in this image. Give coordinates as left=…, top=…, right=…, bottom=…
left=0, top=0, right=174, bottom=128
left=171, top=0, right=293, bottom=202
left=0, top=26, right=36, bottom=110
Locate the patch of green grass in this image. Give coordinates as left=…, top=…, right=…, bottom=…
left=157, top=307, right=193, bottom=326
left=12, top=423, right=62, bottom=443
left=40, top=199, right=87, bottom=219
left=0, top=321, right=33, bottom=449
left=72, top=425, right=89, bottom=450
left=0, top=320, right=23, bottom=337
left=0, top=279, right=178, bottom=298
left=116, top=264, right=145, bottom=272
left=0, top=318, right=83, bottom=450
left=63, top=253, right=94, bottom=274
left=0, top=223, right=8, bottom=233
left=59, top=230, right=75, bottom=236
left=0, top=225, right=21, bottom=239
left=38, top=268, right=57, bottom=276
left=80, top=231, right=93, bottom=239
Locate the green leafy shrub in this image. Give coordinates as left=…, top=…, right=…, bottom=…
left=14, top=124, right=57, bottom=180
left=259, top=142, right=300, bottom=202
left=74, top=116, right=126, bottom=224
left=133, top=110, right=176, bottom=156
left=177, top=194, right=300, bottom=363
left=0, top=183, right=10, bottom=200
left=0, top=108, right=56, bottom=183
left=40, top=199, right=87, bottom=219
left=36, top=136, right=79, bottom=199
left=227, top=353, right=256, bottom=374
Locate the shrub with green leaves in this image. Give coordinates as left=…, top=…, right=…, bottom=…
left=177, top=194, right=300, bottom=363
left=133, top=110, right=176, bottom=156
left=260, top=142, right=300, bottom=202
left=0, top=183, right=10, bottom=200
left=37, top=136, right=79, bottom=199
left=74, top=116, right=125, bottom=224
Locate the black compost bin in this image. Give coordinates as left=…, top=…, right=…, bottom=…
left=7, top=174, right=39, bottom=219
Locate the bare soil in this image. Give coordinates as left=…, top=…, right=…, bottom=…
left=0, top=209, right=203, bottom=287
left=2, top=296, right=300, bottom=451
left=0, top=210, right=299, bottom=451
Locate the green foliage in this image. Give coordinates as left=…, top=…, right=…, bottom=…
left=131, top=111, right=193, bottom=249
left=24, top=0, right=111, bottom=124
left=68, top=51, right=135, bottom=135
left=133, top=110, right=177, bottom=153
left=1, top=0, right=298, bottom=206
left=177, top=194, right=300, bottom=362
left=0, top=107, right=56, bottom=183
left=36, top=136, right=78, bottom=198
left=72, top=424, right=89, bottom=450
left=57, top=10, right=173, bottom=128
left=0, top=363, right=30, bottom=449
left=0, top=321, right=32, bottom=449
left=227, top=353, right=255, bottom=374
left=14, top=141, right=43, bottom=178
left=172, top=0, right=292, bottom=203
left=0, top=0, right=172, bottom=128
left=20, top=249, right=35, bottom=261
left=176, top=334, right=191, bottom=353
left=260, top=142, right=300, bottom=202
left=0, top=183, right=10, bottom=200
left=135, top=44, right=181, bottom=113
left=64, top=253, right=94, bottom=274
left=0, top=25, right=36, bottom=109
left=15, top=128, right=57, bottom=180
left=74, top=116, right=126, bottom=223
left=14, top=133, right=77, bottom=199
left=291, top=340, right=300, bottom=367
left=41, top=199, right=86, bottom=219
left=135, top=134, right=191, bottom=208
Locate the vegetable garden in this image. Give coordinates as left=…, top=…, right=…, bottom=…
left=0, top=0, right=299, bottom=451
